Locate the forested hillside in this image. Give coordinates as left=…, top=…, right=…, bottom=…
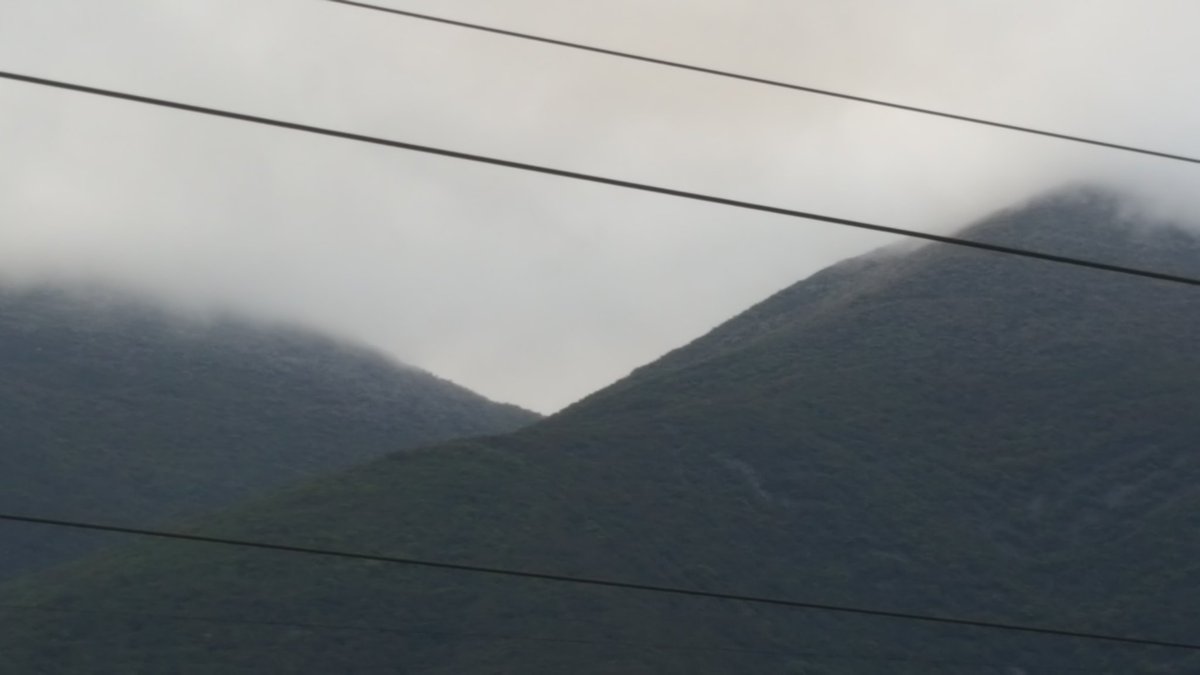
left=0, top=288, right=537, bottom=580
left=5, top=188, right=1200, bottom=673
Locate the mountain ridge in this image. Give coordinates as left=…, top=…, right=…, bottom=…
left=0, top=284, right=538, bottom=580
left=4, top=186, right=1200, bottom=673
left=560, top=185, right=1200, bottom=423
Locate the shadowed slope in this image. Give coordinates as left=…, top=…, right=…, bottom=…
left=0, top=288, right=537, bottom=580
left=4, top=187, right=1200, bottom=673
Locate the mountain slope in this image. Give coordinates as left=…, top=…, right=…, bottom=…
left=4, top=187, right=1200, bottom=673
left=0, top=287, right=538, bottom=580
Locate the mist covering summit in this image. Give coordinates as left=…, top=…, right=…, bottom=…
left=4, top=187, right=1200, bottom=674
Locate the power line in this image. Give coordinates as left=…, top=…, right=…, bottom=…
left=2, top=512, right=1198, bottom=653
left=325, top=0, right=1200, bottom=168
left=1, top=70, right=1199, bottom=290
left=0, top=13, right=1188, bottom=669
left=0, top=603, right=1071, bottom=671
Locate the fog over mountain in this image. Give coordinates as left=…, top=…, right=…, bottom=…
left=3, top=0, right=1200, bottom=411
left=5, top=188, right=1200, bottom=673
left=5, top=3, right=1200, bottom=671
left=0, top=286, right=537, bottom=580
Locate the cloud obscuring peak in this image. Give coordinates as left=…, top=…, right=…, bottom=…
left=1, top=0, right=1198, bottom=411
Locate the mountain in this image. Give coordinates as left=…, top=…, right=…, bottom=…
left=4, top=187, right=1200, bottom=674
left=0, top=287, right=538, bottom=580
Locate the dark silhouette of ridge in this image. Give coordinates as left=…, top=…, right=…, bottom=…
left=4, top=187, right=1200, bottom=674
left=0, top=286, right=538, bottom=580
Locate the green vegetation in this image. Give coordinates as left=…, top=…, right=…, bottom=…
left=4, top=187, right=1200, bottom=673
left=0, top=289, right=537, bottom=580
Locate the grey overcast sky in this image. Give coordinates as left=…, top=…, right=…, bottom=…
left=1, top=0, right=1199, bottom=412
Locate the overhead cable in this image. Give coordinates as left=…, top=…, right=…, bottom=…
left=1, top=70, right=1198, bottom=290
left=2, top=512, right=1198, bottom=652
left=326, top=0, right=1200, bottom=167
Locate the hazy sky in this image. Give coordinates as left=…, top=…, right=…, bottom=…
left=2, top=0, right=1199, bottom=412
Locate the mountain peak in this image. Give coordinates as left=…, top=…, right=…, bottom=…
left=0, top=283, right=538, bottom=580
left=951, top=183, right=1200, bottom=277
left=565, top=184, right=1200, bottom=421
left=8, top=188, right=1200, bottom=673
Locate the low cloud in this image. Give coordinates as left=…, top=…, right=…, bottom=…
left=1, top=0, right=1198, bottom=411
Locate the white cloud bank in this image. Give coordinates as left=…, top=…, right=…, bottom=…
left=1, top=0, right=1198, bottom=411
